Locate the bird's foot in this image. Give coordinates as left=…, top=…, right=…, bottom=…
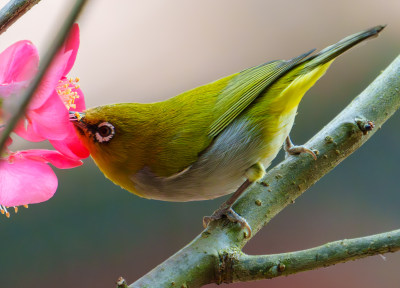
left=203, top=206, right=252, bottom=238
left=284, top=135, right=317, bottom=160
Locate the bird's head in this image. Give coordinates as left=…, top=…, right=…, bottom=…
left=70, top=109, right=116, bottom=154
left=69, top=104, right=143, bottom=168
left=70, top=103, right=151, bottom=194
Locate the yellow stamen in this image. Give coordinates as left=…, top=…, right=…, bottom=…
left=1, top=205, right=9, bottom=218
left=24, top=204, right=28, bottom=208
left=56, top=77, right=81, bottom=111
left=0, top=205, right=28, bottom=218
left=74, top=112, right=82, bottom=121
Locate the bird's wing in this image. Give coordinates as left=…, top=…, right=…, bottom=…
left=207, top=49, right=315, bottom=138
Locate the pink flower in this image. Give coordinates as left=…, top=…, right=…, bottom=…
left=0, top=137, right=82, bottom=210
left=0, top=23, right=89, bottom=214
left=14, top=23, right=89, bottom=159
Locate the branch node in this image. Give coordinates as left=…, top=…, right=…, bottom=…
left=267, top=263, right=285, bottom=276
left=218, top=251, right=240, bottom=284
left=116, top=277, right=127, bottom=288
left=355, top=117, right=375, bottom=135
left=277, top=262, right=286, bottom=272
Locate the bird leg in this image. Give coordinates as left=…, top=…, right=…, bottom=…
left=203, top=163, right=265, bottom=238
left=284, top=135, right=317, bottom=160
left=203, top=180, right=252, bottom=237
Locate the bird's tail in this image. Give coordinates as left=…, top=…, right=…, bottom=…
left=302, top=25, right=385, bottom=72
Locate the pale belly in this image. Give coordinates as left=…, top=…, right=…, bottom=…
left=131, top=109, right=297, bottom=202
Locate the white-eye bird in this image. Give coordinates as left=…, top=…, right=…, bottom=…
left=71, top=26, right=384, bottom=236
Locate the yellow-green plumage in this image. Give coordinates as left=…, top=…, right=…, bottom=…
left=74, top=26, right=384, bottom=201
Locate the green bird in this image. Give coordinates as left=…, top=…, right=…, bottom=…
left=71, top=25, right=384, bottom=236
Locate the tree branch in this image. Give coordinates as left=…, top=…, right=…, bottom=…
left=130, top=55, right=400, bottom=287
left=224, top=228, right=400, bottom=282
left=0, top=0, right=88, bottom=153
left=0, top=0, right=41, bottom=35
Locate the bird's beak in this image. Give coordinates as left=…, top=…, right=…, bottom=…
left=69, top=111, right=87, bottom=133
left=69, top=111, right=85, bottom=121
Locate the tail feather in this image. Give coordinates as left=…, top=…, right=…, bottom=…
left=302, top=25, right=385, bottom=72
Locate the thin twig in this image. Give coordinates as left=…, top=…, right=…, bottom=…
left=0, top=0, right=41, bottom=35
left=224, top=228, right=400, bottom=282
left=0, top=0, right=88, bottom=153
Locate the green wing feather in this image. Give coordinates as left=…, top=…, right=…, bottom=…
left=207, top=25, right=385, bottom=139
left=207, top=49, right=315, bottom=138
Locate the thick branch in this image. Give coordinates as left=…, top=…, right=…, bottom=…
left=0, top=0, right=41, bottom=35
left=0, top=0, right=88, bottom=153
left=225, top=228, right=400, bottom=282
left=131, top=56, right=400, bottom=287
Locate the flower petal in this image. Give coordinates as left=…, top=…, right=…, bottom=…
left=29, top=23, right=80, bottom=109
left=61, top=23, right=80, bottom=76
left=16, top=149, right=83, bottom=169
left=5, top=136, right=12, bottom=148
left=27, top=91, right=71, bottom=141
left=29, top=51, right=72, bottom=110
left=0, top=157, right=57, bottom=206
left=0, top=80, right=30, bottom=99
left=50, top=125, right=90, bottom=159
left=14, top=118, right=46, bottom=142
left=0, top=40, right=39, bottom=84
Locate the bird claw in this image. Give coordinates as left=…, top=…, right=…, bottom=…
left=203, top=207, right=252, bottom=238
left=284, top=136, right=317, bottom=160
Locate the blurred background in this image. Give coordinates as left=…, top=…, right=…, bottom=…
left=0, top=0, right=400, bottom=287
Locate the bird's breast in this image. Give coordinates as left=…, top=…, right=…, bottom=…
left=130, top=109, right=297, bottom=202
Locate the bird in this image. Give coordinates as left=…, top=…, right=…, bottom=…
left=71, top=25, right=384, bottom=236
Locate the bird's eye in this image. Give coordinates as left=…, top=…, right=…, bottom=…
left=95, top=122, right=115, bottom=143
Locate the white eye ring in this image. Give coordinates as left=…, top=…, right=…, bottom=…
left=95, top=122, right=115, bottom=143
